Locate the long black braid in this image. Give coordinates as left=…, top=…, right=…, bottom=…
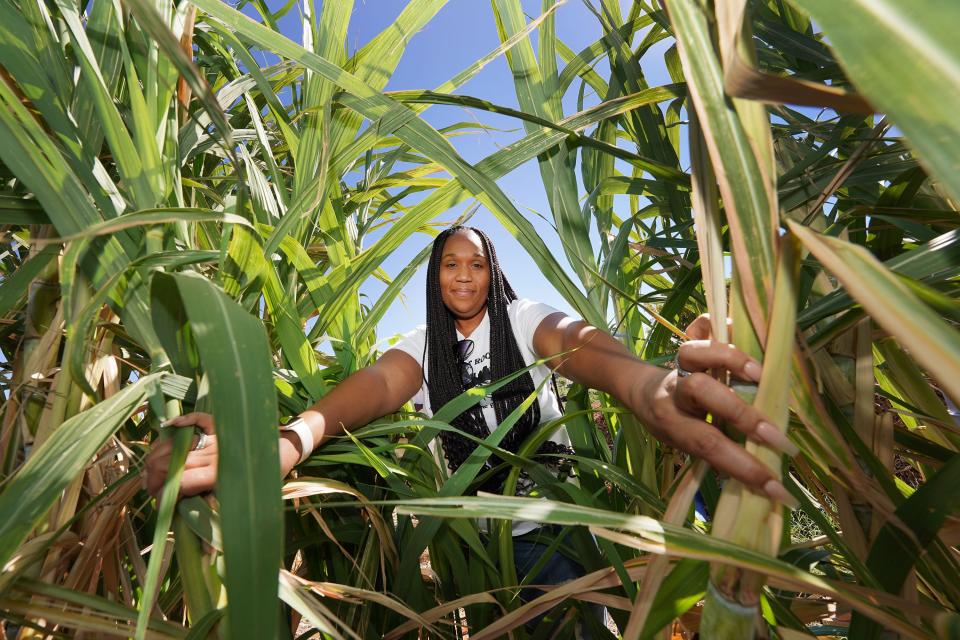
left=424, top=227, right=545, bottom=491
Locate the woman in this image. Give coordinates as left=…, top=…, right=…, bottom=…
left=145, top=226, right=795, bottom=623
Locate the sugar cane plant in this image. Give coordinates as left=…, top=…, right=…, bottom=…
left=0, top=0, right=958, bottom=638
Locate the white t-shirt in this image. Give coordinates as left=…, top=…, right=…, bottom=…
left=388, top=298, right=572, bottom=535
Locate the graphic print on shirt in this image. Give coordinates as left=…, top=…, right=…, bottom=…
left=461, top=351, right=492, bottom=406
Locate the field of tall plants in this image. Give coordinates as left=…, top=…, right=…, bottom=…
left=0, top=0, right=958, bottom=638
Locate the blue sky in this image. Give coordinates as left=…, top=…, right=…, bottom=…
left=262, top=1, right=670, bottom=342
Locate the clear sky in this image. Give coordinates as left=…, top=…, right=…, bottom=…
left=263, top=1, right=669, bottom=343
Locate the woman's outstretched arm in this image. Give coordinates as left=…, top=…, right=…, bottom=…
left=144, top=349, right=423, bottom=497
left=532, top=312, right=798, bottom=504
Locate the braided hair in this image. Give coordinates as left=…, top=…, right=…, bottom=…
left=424, top=227, right=541, bottom=490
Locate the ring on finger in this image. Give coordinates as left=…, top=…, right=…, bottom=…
left=673, top=352, right=693, bottom=378
left=192, top=432, right=208, bottom=452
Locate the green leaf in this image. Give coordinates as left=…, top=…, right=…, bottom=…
left=159, top=272, right=282, bottom=640
left=11, top=578, right=184, bottom=638
left=789, top=0, right=960, bottom=203
left=0, top=198, right=49, bottom=226
left=52, top=0, right=158, bottom=209
left=184, top=608, right=225, bottom=640
left=52, top=208, right=252, bottom=244
left=850, top=452, right=960, bottom=639
left=135, top=425, right=192, bottom=640
left=789, top=221, right=960, bottom=406
left=0, top=246, right=58, bottom=318
left=667, top=0, right=776, bottom=327
left=393, top=496, right=926, bottom=638
left=0, top=69, right=105, bottom=235
left=799, top=228, right=960, bottom=329
left=0, top=374, right=163, bottom=570
left=493, top=0, right=594, bottom=288
left=639, top=559, right=708, bottom=639
left=125, top=0, right=233, bottom=147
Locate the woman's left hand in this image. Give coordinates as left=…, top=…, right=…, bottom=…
left=632, top=336, right=798, bottom=505
left=534, top=312, right=798, bottom=505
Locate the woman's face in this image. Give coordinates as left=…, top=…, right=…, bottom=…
left=438, top=230, right=491, bottom=329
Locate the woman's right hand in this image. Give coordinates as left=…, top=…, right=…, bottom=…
left=144, top=412, right=219, bottom=498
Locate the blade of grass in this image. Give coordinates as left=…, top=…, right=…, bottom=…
left=0, top=374, right=163, bottom=569
left=850, top=452, right=960, bottom=639
left=161, top=272, right=282, bottom=640
left=393, top=496, right=931, bottom=639
left=665, top=0, right=776, bottom=334
left=789, top=0, right=960, bottom=203
left=789, top=221, right=960, bottom=406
